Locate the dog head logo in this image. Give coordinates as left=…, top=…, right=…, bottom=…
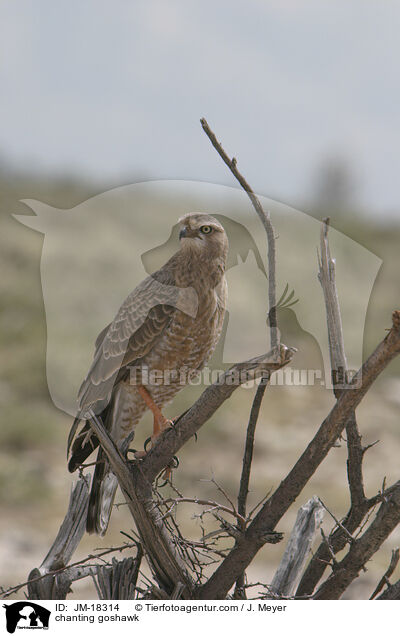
left=3, top=602, right=50, bottom=633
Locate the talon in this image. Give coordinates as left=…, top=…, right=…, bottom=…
left=158, top=477, right=170, bottom=488
left=171, top=455, right=179, bottom=468
left=158, top=466, right=173, bottom=487
left=156, top=456, right=179, bottom=487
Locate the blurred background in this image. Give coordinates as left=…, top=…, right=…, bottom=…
left=1, top=0, right=399, bottom=600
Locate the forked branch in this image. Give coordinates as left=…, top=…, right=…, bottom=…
left=199, top=312, right=400, bottom=599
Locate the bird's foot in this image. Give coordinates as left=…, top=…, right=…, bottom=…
left=157, top=456, right=180, bottom=488
left=127, top=447, right=179, bottom=487
left=152, top=414, right=175, bottom=439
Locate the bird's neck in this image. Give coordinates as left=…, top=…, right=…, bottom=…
left=173, top=246, right=226, bottom=291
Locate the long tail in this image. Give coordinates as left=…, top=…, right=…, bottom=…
left=86, top=421, right=135, bottom=536
left=68, top=403, right=119, bottom=536
left=86, top=446, right=119, bottom=536
left=68, top=386, right=136, bottom=536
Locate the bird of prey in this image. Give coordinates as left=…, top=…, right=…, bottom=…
left=68, top=213, right=229, bottom=535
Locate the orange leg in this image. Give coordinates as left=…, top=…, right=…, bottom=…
left=135, top=385, right=176, bottom=482
left=137, top=385, right=173, bottom=443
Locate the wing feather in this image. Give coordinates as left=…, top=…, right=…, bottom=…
left=77, top=267, right=179, bottom=413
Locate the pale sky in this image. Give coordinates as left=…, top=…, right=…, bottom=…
left=1, top=0, right=399, bottom=215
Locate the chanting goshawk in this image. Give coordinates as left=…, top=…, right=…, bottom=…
left=68, top=213, right=229, bottom=535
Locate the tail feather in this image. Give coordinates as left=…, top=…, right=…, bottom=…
left=68, top=403, right=112, bottom=473
left=68, top=405, right=115, bottom=535
left=68, top=387, right=135, bottom=536
left=68, top=420, right=100, bottom=472
left=86, top=447, right=118, bottom=536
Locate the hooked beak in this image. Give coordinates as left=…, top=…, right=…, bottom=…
left=179, top=227, right=187, bottom=240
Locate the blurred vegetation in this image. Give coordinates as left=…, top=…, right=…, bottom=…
left=1, top=171, right=399, bottom=599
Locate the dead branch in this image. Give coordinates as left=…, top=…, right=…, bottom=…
left=2, top=542, right=137, bottom=600
left=317, top=498, right=355, bottom=544
left=269, top=497, right=325, bottom=598
left=200, top=117, right=278, bottom=349
left=296, top=220, right=369, bottom=596
left=95, top=553, right=142, bottom=600
left=317, top=218, right=348, bottom=385
left=85, top=410, right=194, bottom=598
left=26, top=475, right=90, bottom=599
left=313, top=482, right=400, bottom=599
left=156, top=497, right=246, bottom=524
left=370, top=547, right=399, bottom=599
left=237, top=381, right=269, bottom=529
left=138, top=347, right=294, bottom=485
left=85, top=347, right=294, bottom=599
left=377, top=578, right=400, bottom=600
left=198, top=312, right=400, bottom=599
left=19, top=124, right=400, bottom=603
left=318, top=218, right=366, bottom=506
left=234, top=379, right=268, bottom=598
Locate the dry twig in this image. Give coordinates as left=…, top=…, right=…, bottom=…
left=200, top=118, right=278, bottom=350
left=370, top=547, right=399, bottom=599
left=199, top=312, right=400, bottom=599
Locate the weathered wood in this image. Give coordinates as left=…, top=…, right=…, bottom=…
left=317, top=219, right=348, bottom=385
left=28, top=475, right=90, bottom=599
left=269, top=497, right=324, bottom=598
left=139, top=345, right=295, bottom=484
left=95, top=555, right=142, bottom=600
left=86, top=347, right=295, bottom=599
left=86, top=411, right=194, bottom=598
left=234, top=380, right=269, bottom=598
left=296, top=221, right=369, bottom=597
left=200, top=117, right=279, bottom=351
left=377, top=578, right=400, bottom=600
left=314, top=482, right=400, bottom=599
left=370, top=548, right=400, bottom=599
left=198, top=312, right=400, bottom=599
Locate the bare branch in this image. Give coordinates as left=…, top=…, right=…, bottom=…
left=317, top=498, right=356, bottom=544
left=199, top=312, right=400, bottom=599
left=269, top=497, right=325, bottom=598
left=297, top=482, right=399, bottom=597
left=370, top=547, right=399, bottom=599
left=26, top=475, right=90, bottom=599
left=156, top=497, right=246, bottom=525
left=318, top=218, right=366, bottom=505
left=85, top=410, right=194, bottom=598
left=314, top=482, right=400, bottom=599
left=234, top=379, right=268, bottom=598
left=377, top=578, right=400, bottom=600
left=237, top=381, right=268, bottom=527
left=317, top=218, right=348, bottom=385
left=1, top=543, right=137, bottom=600
left=139, top=347, right=294, bottom=484
left=95, top=553, right=143, bottom=600
left=200, top=117, right=278, bottom=350
left=296, top=220, right=371, bottom=597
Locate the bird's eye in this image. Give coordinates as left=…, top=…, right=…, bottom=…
left=200, top=225, right=212, bottom=234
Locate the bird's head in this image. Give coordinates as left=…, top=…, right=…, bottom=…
left=178, top=213, right=228, bottom=261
